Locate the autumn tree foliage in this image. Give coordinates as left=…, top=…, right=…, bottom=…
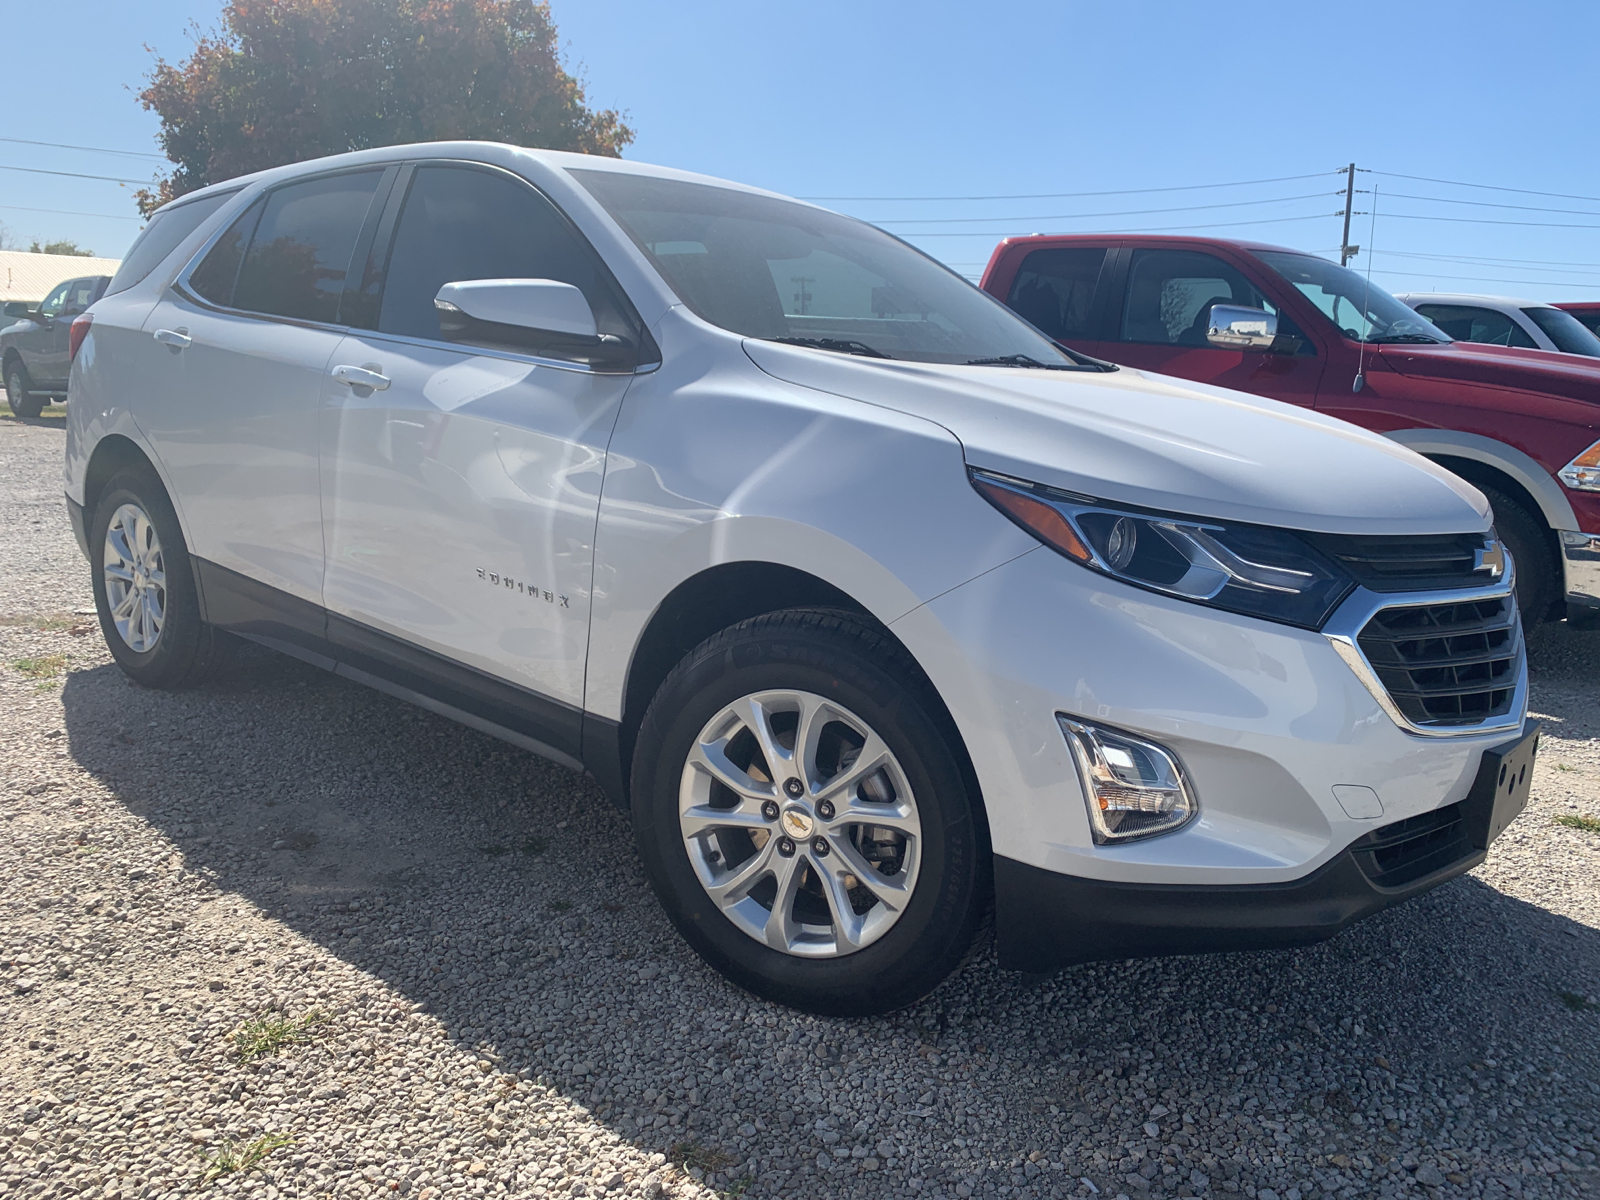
left=136, top=0, right=632, bottom=213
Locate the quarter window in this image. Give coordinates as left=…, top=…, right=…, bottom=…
left=106, top=190, right=237, bottom=298
left=189, top=197, right=263, bottom=307
left=1007, top=248, right=1108, bottom=342
left=228, top=171, right=383, bottom=323
left=373, top=164, right=635, bottom=349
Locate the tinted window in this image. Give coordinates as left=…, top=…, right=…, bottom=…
left=1412, top=304, right=1537, bottom=349
left=37, top=280, right=73, bottom=319
left=1521, top=306, right=1600, bottom=357
left=376, top=165, right=634, bottom=346
left=104, top=191, right=237, bottom=298
left=1007, top=248, right=1107, bottom=342
left=1567, top=309, right=1600, bottom=339
left=574, top=169, right=1079, bottom=367
left=190, top=197, right=264, bottom=307
left=232, top=171, right=382, bottom=323
left=1119, top=249, right=1308, bottom=350
left=62, top=278, right=99, bottom=315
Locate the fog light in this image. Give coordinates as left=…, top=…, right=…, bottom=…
left=1058, top=716, right=1198, bottom=844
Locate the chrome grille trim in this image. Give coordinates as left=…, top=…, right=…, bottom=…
left=1323, top=577, right=1527, bottom=739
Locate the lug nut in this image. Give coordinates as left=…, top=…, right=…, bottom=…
left=784, top=777, right=804, bottom=798
left=811, top=837, right=830, bottom=857
left=761, top=800, right=780, bottom=821
left=816, top=799, right=835, bottom=821
left=777, top=837, right=796, bottom=858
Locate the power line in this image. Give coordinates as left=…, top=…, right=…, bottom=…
left=875, top=192, right=1338, bottom=226
left=1374, top=249, right=1600, bottom=274
left=1373, top=267, right=1600, bottom=291
left=0, top=136, right=165, bottom=161
left=0, top=203, right=143, bottom=222
left=898, top=212, right=1337, bottom=238
left=801, top=171, right=1340, bottom=204
left=1374, top=191, right=1600, bottom=218
left=1375, top=210, right=1600, bottom=231
left=1372, top=170, right=1600, bottom=206
left=0, top=163, right=150, bottom=185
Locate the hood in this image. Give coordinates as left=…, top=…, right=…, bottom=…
left=743, top=341, right=1489, bottom=537
left=1379, top=341, right=1600, bottom=405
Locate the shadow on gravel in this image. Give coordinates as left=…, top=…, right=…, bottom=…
left=57, top=626, right=1600, bottom=1195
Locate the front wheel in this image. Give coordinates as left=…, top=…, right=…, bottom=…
left=1483, top=486, right=1557, bottom=624
left=5, top=360, right=44, bottom=419
left=630, top=609, right=989, bottom=1016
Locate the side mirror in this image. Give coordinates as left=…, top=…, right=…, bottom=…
left=433, top=279, right=632, bottom=366
left=2, top=301, right=34, bottom=319
left=1205, top=304, right=1278, bottom=351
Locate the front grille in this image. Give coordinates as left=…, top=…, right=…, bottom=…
left=1356, top=595, right=1521, bottom=727
left=1350, top=803, right=1471, bottom=888
left=1304, top=530, right=1494, bottom=592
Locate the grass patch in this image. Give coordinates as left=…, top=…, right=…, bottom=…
left=1558, top=990, right=1596, bottom=1012
left=227, top=1010, right=327, bottom=1063
left=12, top=654, right=66, bottom=680
left=200, top=1132, right=294, bottom=1185
left=671, top=1141, right=736, bottom=1173
left=520, top=836, right=549, bottom=855
left=1555, top=814, right=1600, bottom=834
left=479, top=844, right=509, bottom=857
left=1553, top=762, right=1575, bottom=772
left=547, top=899, right=573, bottom=913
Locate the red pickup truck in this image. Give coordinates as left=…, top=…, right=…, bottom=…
left=979, top=235, right=1600, bottom=623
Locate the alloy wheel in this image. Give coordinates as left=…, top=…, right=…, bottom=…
left=678, top=688, right=922, bottom=957
left=102, top=502, right=167, bottom=653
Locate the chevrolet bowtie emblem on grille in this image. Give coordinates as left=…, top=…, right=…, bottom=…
left=1473, top=540, right=1507, bottom=580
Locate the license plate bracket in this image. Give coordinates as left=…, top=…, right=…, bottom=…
left=1461, top=720, right=1540, bottom=850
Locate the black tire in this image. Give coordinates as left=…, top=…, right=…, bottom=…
left=1483, top=486, right=1558, bottom=625
left=630, top=608, right=989, bottom=1016
left=5, top=359, right=44, bottom=419
left=89, top=464, right=228, bottom=689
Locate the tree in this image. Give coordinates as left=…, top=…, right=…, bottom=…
left=136, top=0, right=632, bottom=214
left=30, top=240, right=96, bottom=257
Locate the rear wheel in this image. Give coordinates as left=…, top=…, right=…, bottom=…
left=90, top=465, right=228, bottom=689
left=630, top=609, right=988, bottom=1016
left=5, top=360, right=44, bottom=418
left=1483, top=486, right=1557, bottom=625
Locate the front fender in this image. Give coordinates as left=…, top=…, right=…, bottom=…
left=1384, top=427, right=1577, bottom=531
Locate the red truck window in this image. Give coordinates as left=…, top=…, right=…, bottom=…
left=1005, top=247, right=1107, bottom=341
left=1121, top=249, right=1279, bottom=346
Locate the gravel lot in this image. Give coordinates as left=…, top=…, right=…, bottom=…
left=3, top=411, right=1599, bottom=1200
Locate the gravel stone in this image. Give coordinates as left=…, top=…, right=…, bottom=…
left=4, top=413, right=1600, bottom=1200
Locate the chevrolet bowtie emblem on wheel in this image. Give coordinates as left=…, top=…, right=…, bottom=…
left=1473, top=540, right=1507, bottom=580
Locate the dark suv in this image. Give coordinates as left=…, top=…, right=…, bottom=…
left=2, top=274, right=110, bottom=417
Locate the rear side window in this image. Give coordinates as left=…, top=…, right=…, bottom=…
left=1411, top=304, right=1537, bottom=349
left=1521, top=306, right=1600, bottom=357
left=1006, top=248, right=1107, bottom=342
left=62, top=278, right=99, bottom=315
left=229, top=171, right=383, bottom=323
left=373, top=164, right=636, bottom=346
left=104, top=191, right=237, bottom=298
left=1568, top=309, right=1600, bottom=339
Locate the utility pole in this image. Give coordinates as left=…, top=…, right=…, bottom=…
left=1339, top=163, right=1359, bottom=266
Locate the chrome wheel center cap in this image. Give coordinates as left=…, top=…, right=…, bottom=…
left=780, top=806, right=815, bottom=840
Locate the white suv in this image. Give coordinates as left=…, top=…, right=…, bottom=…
left=65, top=143, right=1538, bottom=1015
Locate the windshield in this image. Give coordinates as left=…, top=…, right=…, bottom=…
left=1255, top=251, right=1452, bottom=344
left=1522, top=306, right=1600, bottom=357
left=572, top=170, right=1080, bottom=367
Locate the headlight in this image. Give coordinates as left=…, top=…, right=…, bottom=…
left=1559, top=439, right=1600, bottom=492
left=972, top=468, right=1354, bottom=628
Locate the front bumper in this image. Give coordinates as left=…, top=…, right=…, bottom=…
left=995, top=720, right=1539, bottom=971
left=1563, top=530, right=1600, bottom=613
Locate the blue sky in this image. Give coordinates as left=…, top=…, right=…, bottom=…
left=5, top=0, right=1600, bottom=297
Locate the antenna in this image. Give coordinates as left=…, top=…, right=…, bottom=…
left=1353, top=185, right=1378, bottom=394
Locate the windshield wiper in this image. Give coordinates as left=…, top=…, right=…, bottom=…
left=964, top=353, right=1076, bottom=370
left=1365, top=334, right=1447, bottom=345
left=770, top=337, right=891, bottom=359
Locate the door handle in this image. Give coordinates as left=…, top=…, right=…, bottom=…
left=332, top=364, right=391, bottom=391
left=152, top=328, right=192, bottom=349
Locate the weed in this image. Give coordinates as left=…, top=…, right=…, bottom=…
left=672, top=1141, right=736, bottom=1173
left=1555, top=814, right=1600, bottom=834
left=228, top=1010, right=327, bottom=1063
left=1557, top=990, right=1596, bottom=1012
left=12, top=654, right=66, bottom=680
left=200, top=1132, right=294, bottom=1185
left=723, top=1174, right=755, bottom=1198
left=1553, top=763, right=1575, bottom=772
left=480, top=844, right=509, bottom=857
left=520, top=836, right=549, bottom=855
left=547, top=899, right=573, bottom=913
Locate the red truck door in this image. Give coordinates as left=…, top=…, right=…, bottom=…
left=1095, top=246, right=1326, bottom=406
